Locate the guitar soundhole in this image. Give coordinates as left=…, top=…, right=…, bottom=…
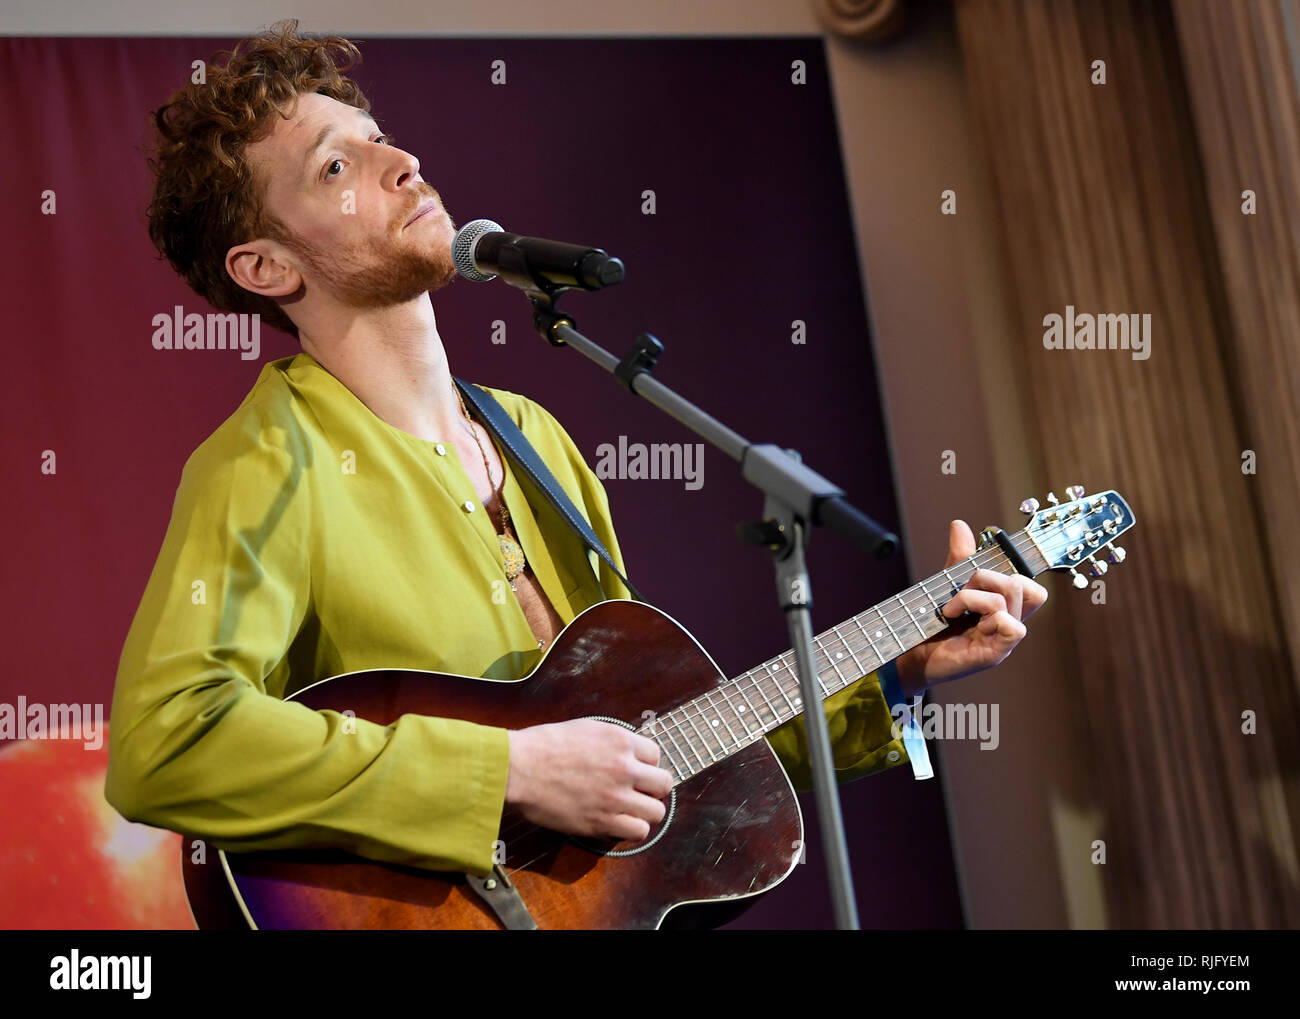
left=568, top=715, right=677, bottom=858
left=569, top=787, right=677, bottom=858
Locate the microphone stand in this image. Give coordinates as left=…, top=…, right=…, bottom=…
left=501, top=263, right=898, bottom=930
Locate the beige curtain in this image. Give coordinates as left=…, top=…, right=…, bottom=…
left=951, top=0, right=1300, bottom=927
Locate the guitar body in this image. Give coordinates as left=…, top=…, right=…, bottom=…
left=182, top=601, right=803, bottom=930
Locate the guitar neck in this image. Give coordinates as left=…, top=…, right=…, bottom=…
left=644, top=527, right=1050, bottom=785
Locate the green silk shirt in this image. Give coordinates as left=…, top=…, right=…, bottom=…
left=105, top=352, right=910, bottom=877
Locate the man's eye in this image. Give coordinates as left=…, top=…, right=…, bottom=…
left=323, top=136, right=394, bottom=180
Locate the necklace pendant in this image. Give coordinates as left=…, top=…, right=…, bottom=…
left=500, top=534, right=526, bottom=580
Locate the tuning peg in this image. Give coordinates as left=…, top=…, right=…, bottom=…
left=1107, top=546, right=1126, bottom=564
left=1065, top=485, right=1085, bottom=500
left=1068, top=568, right=1089, bottom=589
left=1046, top=492, right=1060, bottom=507
left=1019, top=498, right=1040, bottom=514
left=1086, top=555, right=1108, bottom=577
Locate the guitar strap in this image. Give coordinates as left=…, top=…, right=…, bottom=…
left=464, top=865, right=538, bottom=930
left=453, top=378, right=646, bottom=603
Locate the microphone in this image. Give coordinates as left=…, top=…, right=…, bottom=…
left=452, top=219, right=625, bottom=292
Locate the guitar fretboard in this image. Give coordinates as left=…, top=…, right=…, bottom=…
left=642, top=528, right=1049, bottom=785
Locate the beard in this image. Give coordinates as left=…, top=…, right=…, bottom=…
left=277, top=186, right=459, bottom=309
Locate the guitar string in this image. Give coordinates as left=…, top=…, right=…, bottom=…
left=496, top=512, right=1095, bottom=847
left=493, top=538, right=1027, bottom=848
left=634, top=519, right=1081, bottom=771
left=505, top=510, right=1095, bottom=817
left=493, top=522, right=1103, bottom=857
left=493, top=509, right=1118, bottom=850
left=686, top=517, right=1105, bottom=760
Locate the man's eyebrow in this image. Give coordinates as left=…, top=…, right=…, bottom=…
left=302, top=108, right=380, bottom=175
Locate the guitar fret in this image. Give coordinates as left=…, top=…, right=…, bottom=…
left=767, top=662, right=800, bottom=718
left=922, top=577, right=948, bottom=618
left=686, top=701, right=728, bottom=764
left=854, top=613, right=884, bottom=665
left=717, top=681, right=759, bottom=738
left=701, top=688, right=739, bottom=752
left=898, top=592, right=927, bottom=640
left=813, top=632, right=848, bottom=689
left=734, top=678, right=765, bottom=729
left=774, top=653, right=826, bottom=701
left=750, top=673, right=782, bottom=729
left=657, top=713, right=696, bottom=776
left=940, top=565, right=961, bottom=597
left=640, top=710, right=682, bottom=781
left=712, top=685, right=745, bottom=745
left=660, top=748, right=686, bottom=785
left=681, top=705, right=721, bottom=762
left=833, top=622, right=867, bottom=679
left=878, top=601, right=905, bottom=659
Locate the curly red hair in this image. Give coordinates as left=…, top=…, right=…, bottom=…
left=145, top=19, right=372, bottom=338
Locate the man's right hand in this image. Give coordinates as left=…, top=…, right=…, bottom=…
left=504, top=719, right=673, bottom=842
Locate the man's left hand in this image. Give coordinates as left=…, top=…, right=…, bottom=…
left=894, top=520, right=1048, bottom=699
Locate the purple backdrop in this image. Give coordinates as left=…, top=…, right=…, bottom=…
left=0, top=34, right=961, bottom=929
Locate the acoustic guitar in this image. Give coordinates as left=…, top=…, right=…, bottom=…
left=182, top=487, right=1135, bottom=929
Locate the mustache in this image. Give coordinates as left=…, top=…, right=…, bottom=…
left=401, top=185, right=442, bottom=226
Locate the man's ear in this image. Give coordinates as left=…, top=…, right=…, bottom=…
left=225, top=238, right=302, bottom=300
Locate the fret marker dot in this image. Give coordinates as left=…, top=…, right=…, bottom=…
left=836, top=651, right=843, bottom=659
left=876, top=631, right=883, bottom=638
left=711, top=719, right=719, bottom=727
left=794, top=697, right=802, bottom=706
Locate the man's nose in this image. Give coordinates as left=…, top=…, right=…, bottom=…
left=388, top=148, right=421, bottom=191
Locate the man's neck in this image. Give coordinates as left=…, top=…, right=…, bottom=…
left=298, top=295, right=463, bottom=443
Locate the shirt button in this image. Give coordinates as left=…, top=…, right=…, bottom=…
left=435, top=443, right=446, bottom=455
left=463, top=500, right=475, bottom=512
left=887, top=750, right=901, bottom=762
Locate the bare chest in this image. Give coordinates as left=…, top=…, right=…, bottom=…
left=451, top=426, right=564, bottom=647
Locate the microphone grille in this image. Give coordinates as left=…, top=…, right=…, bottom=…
left=452, top=218, right=504, bottom=282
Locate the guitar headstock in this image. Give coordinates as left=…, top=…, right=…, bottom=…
left=1017, top=486, right=1135, bottom=589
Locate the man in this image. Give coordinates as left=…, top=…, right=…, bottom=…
left=107, top=21, right=1046, bottom=888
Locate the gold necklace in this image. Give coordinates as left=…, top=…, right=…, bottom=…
left=454, top=387, right=528, bottom=590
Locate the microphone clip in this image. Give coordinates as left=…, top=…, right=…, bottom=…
left=530, top=294, right=577, bottom=348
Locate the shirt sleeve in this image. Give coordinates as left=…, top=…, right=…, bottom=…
left=765, top=667, right=913, bottom=791
left=104, top=406, right=509, bottom=876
